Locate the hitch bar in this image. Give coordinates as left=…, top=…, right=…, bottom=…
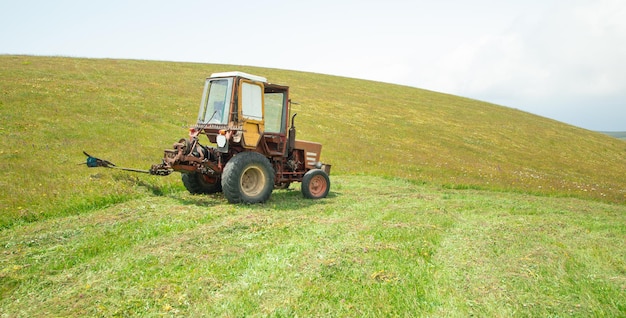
left=82, top=151, right=172, bottom=176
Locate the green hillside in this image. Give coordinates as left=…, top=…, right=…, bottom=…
left=1, top=55, right=625, bottom=227
left=1, top=56, right=625, bottom=316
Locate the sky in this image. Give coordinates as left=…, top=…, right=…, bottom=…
left=1, top=0, right=625, bottom=131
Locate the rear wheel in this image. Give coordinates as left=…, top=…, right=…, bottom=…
left=302, top=169, right=330, bottom=199
left=182, top=172, right=222, bottom=194
left=221, top=152, right=274, bottom=204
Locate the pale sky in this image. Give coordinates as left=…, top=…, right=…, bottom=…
left=1, top=0, right=625, bottom=131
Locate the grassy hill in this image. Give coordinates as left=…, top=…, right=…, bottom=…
left=1, top=55, right=624, bottom=228
left=0, top=55, right=625, bottom=316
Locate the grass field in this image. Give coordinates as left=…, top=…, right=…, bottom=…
left=1, top=55, right=625, bottom=316
left=1, top=175, right=624, bottom=316
left=1, top=56, right=626, bottom=230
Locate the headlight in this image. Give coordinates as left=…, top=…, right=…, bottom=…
left=216, top=134, right=227, bottom=147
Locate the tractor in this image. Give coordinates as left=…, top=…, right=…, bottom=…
left=85, top=71, right=331, bottom=204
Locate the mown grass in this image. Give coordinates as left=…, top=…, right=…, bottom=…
left=0, top=175, right=624, bottom=316
left=1, top=55, right=626, bottom=229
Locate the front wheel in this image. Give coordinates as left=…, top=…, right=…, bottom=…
left=221, top=152, right=275, bottom=204
left=182, top=172, right=221, bottom=194
left=301, top=169, right=330, bottom=199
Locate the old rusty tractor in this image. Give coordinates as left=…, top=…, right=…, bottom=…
left=85, top=71, right=331, bottom=203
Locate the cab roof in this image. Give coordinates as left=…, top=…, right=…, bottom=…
left=209, top=71, right=267, bottom=83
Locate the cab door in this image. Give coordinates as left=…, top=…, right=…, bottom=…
left=261, top=85, right=289, bottom=156
left=238, top=79, right=265, bottom=149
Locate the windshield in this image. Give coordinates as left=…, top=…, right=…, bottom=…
left=198, top=78, right=233, bottom=124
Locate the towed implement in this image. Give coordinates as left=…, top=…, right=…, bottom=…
left=85, top=71, right=331, bottom=203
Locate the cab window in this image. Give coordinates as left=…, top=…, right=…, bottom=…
left=241, top=82, right=263, bottom=121
left=198, top=78, right=232, bottom=124
left=264, top=92, right=286, bottom=133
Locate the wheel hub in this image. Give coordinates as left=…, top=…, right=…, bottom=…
left=308, top=175, right=328, bottom=196
left=241, top=165, right=265, bottom=196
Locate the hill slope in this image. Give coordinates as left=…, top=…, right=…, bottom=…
left=1, top=55, right=625, bottom=227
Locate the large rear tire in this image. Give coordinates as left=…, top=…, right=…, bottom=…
left=301, top=169, right=330, bottom=199
left=182, top=172, right=222, bottom=194
left=221, top=152, right=274, bottom=204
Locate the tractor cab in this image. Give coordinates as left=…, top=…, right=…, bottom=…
left=196, top=72, right=291, bottom=157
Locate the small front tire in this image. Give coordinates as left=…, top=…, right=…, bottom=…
left=301, top=169, right=330, bottom=199
left=182, top=172, right=221, bottom=194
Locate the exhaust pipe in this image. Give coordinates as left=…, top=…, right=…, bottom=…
left=288, top=113, right=297, bottom=154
